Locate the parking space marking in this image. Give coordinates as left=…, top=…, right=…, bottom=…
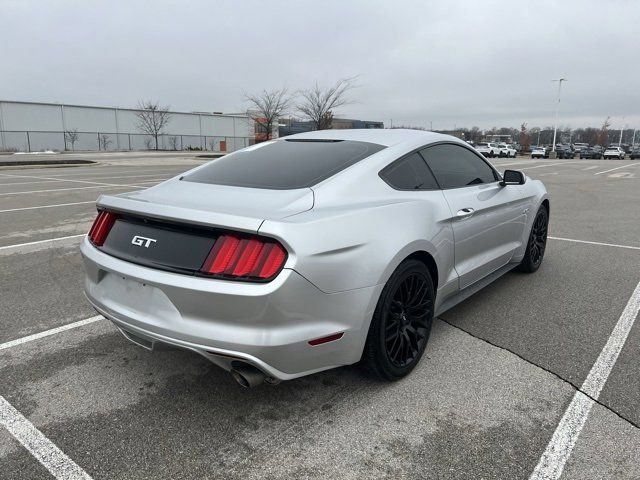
left=0, top=173, right=152, bottom=190
left=0, top=174, right=173, bottom=186
left=521, top=162, right=578, bottom=170
left=64, top=172, right=176, bottom=181
left=530, top=280, right=640, bottom=480
left=594, top=163, right=640, bottom=175
left=0, top=201, right=96, bottom=213
left=548, top=236, right=640, bottom=251
left=491, top=161, right=529, bottom=166
left=582, top=165, right=600, bottom=170
left=0, top=184, right=148, bottom=196
left=42, top=168, right=186, bottom=177
left=0, top=316, right=103, bottom=351
left=0, top=396, right=93, bottom=480
left=0, top=234, right=85, bottom=254
left=0, top=179, right=69, bottom=186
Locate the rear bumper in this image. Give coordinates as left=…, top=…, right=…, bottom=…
left=80, top=238, right=381, bottom=380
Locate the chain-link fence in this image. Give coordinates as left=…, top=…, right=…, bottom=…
left=0, top=130, right=252, bottom=153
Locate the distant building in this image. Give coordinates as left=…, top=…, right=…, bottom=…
left=0, top=100, right=253, bottom=152
left=279, top=117, right=383, bottom=137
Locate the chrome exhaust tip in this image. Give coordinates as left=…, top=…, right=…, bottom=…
left=230, top=363, right=266, bottom=388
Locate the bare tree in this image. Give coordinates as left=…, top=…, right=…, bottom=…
left=168, top=136, right=180, bottom=150
left=297, top=77, right=358, bottom=130
left=64, top=129, right=79, bottom=151
left=597, top=116, right=611, bottom=146
left=144, top=137, right=154, bottom=150
left=244, top=87, right=292, bottom=142
left=135, top=100, right=172, bottom=150
left=520, top=123, right=530, bottom=152
left=99, top=134, right=112, bottom=151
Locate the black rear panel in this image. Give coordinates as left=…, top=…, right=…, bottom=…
left=100, top=215, right=217, bottom=274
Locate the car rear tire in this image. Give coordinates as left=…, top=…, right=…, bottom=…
left=363, top=259, right=435, bottom=381
left=518, top=206, right=548, bottom=273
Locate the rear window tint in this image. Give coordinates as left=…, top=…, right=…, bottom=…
left=182, top=139, right=386, bottom=190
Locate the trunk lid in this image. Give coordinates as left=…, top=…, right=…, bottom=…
left=97, top=178, right=314, bottom=233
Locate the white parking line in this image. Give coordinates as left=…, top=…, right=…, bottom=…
left=0, top=396, right=94, bottom=480
left=582, top=165, right=600, bottom=170
left=521, top=162, right=578, bottom=170
left=0, top=316, right=103, bottom=351
left=492, top=161, right=530, bottom=167
left=0, top=184, right=147, bottom=196
left=548, top=236, right=640, bottom=251
left=0, top=181, right=163, bottom=207
left=70, top=172, right=175, bottom=181
left=0, top=173, right=174, bottom=186
left=530, top=280, right=640, bottom=480
left=43, top=168, right=187, bottom=177
left=0, top=234, right=86, bottom=253
left=0, top=179, right=67, bottom=186
left=0, top=201, right=96, bottom=213
left=0, top=173, right=151, bottom=189
left=594, top=163, right=640, bottom=175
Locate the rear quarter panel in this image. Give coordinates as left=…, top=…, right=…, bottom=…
left=259, top=192, right=456, bottom=300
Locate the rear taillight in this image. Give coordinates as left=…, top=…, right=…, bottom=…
left=88, top=210, right=117, bottom=246
left=201, top=234, right=287, bottom=281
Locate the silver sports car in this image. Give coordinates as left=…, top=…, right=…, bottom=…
left=81, top=129, right=549, bottom=387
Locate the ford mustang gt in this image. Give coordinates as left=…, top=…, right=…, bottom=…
left=81, top=129, right=549, bottom=387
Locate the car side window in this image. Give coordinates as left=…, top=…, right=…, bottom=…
left=379, top=152, right=439, bottom=190
left=421, top=144, right=497, bottom=189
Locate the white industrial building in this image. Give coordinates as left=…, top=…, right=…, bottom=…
left=0, top=100, right=254, bottom=153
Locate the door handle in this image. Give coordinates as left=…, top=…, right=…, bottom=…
left=456, top=208, right=475, bottom=217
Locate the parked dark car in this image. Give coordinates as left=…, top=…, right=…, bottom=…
left=630, top=147, right=640, bottom=160
left=555, top=145, right=575, bottom=159
left=580, top=146, right=603, bottom=159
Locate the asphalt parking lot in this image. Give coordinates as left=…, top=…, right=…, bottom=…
left=1, top=152, right=639, bottom=479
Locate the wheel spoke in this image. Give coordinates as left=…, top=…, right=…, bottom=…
left=386, top=330, right=399, bottom=343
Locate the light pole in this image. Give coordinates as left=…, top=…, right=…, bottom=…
left=537, top=128, right=541, bottom=146
left=618, top=117, right=626, bottom=146
left=632, top=129, right=637, bottom=148
left=551, top=78, right=566, bottom=156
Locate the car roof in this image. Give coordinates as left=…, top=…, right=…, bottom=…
left=282, top=128, right=456, bottom=148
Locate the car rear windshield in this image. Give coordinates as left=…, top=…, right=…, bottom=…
left=182, top=139, right=386, bottom=190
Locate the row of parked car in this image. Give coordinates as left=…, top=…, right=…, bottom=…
left=530, top=144, right=639, bottom=160
left=471, top=141, right=639, bottom=160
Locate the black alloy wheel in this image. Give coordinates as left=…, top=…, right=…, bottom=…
left=363, top=260, right=434, bottom=380
left=519, top=206, right=548, bottom=273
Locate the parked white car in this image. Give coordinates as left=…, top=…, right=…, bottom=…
left=531, top=147, right=547, bottom=159
left=498, top=143, right=517, bottom=158
left=476, top=142, right=500, bottom=158
left=603, top=146, right=625, bottom=160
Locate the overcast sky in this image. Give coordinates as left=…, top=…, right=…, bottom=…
left=2, top=0, right=638, bottom=130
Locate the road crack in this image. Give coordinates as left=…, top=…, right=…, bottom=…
left=437, top=317, right=640, bottom=431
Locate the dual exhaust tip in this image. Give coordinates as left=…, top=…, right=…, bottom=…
left=230, top=362, right=269, bottom=388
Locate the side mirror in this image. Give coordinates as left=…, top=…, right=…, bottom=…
left=500, top=169, right=526, bottom=186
